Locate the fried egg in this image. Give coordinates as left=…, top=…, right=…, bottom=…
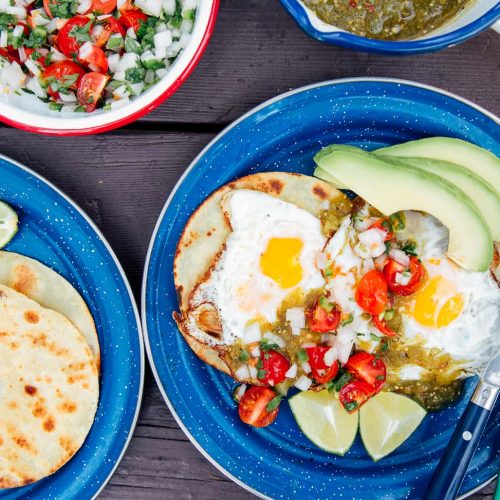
left=322, top=210, right=500, bottom=377
left=190, top=190, right=326, bottom=345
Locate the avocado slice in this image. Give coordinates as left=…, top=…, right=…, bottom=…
left=376, top=138, right=500, bottom=192
left=314, top=145, right=493, bottom=272
left=375, top=155, right=500, bottom=241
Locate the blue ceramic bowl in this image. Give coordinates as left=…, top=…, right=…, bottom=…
left=143, top=78, right=500, bottom=499
left=280, top=0, right=500, bottom=55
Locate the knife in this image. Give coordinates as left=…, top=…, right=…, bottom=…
left=425, top=351, right=500, bottom=500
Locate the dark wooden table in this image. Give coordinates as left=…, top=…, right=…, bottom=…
left=1, top=1, right=499, bottom=498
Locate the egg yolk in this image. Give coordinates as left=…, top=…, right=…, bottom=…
left=413, top=276, right=464, bottom=328
left=260, top=237, right=303, bottom=289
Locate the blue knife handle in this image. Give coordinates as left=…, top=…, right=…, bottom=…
left=425, top=386, right=495, bottom=500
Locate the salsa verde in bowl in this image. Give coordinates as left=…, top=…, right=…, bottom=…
left=0, top=0, right=218, bottom=134
left=280, top=0, right=500, bottom=54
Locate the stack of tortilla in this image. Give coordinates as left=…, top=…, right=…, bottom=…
left=0, top=251, right=99, bottom=489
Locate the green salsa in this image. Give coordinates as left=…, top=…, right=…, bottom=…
left=302, top=0, right=471, bottom=40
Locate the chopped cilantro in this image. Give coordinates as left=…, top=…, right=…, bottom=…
left=238, top=349, right=249, bottom=363
left=341, top=313, right=354, bottom=326
left=324, top=266, right=334, bottom=277
left=48, top=102, right=63, bottom=111
left=21, top=87, right=35, bottom=95
left=257, top=369, right=267, bottom=380
left=183, top=9, right=196, bottom=20
left=390, top=211, right=406, bottom=231
left=46, top=0, right=79, bottom=19
left=332, top=371, right=352, bottom=391
left=297, top=348, right=309, bottom=363
left=383, top=309, right=395, bottom=321
left=106, top=34, right=123, bottom=50
left=167, top=2, right=183, bottom=29
left=24, top=26, right=47, bottom=48
left=376, top=375, right=385, bottom=381
left=319, top=295, right=334, bottom=313
left=142, top=58, right=166, bottom=71
left=343, top=401, right=358, bottom=412
left=68, top=19, right=93, bottom=44
left=401, top=241, right=417, bottom=256
left=0, top=13, right=16, bottom=30
left=124, top=37, right=141, bottom=54
left=259, top=339, right=280, bottom=352
left=125, top=65, right=146, bottom=83
left=74, top=105, right=85, bottom=112
left=266, top=394, right=282, bottom=412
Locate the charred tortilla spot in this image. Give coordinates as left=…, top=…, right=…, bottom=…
left=42, top=416, right=55, bottom=433
left=24, top=385, right=37, bottom=396
left=312, top=184, right=328, bottom=200
left=269, top=179, right=284, bottom=194
left=58, top=401, right=77, bottom=413
left=24, top=311, right=39, bottom=324
left=32, top=400, right=47, bottom=418
left=12, top=264, right=38, bottom=296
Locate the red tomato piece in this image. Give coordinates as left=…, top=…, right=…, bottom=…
left=306, top=298, right=341, bottom=333
left=383, top=256, right=425, bottom=296
left=77, top=71, right=109, bottom=112
left=93, top=16, right=125, bottom=47
left=306, top=346, right=340, bottom=384
left=78, top=43, right=108, bottom=72
left=369, top=218, right=394, bottom=241
left=89, top=0, right=117, bottom=14
left=42, top=61, right=86, bottom=99
left=345, top=352, right=386, bottom=390
left=339, top=380, right=375, bottom=413
left=0, top=47, right=20, bottom=63
left=372, top=314, right=398, bottom=337
left=238, top=386, right=280, bottom=428
left=260, top=350, right=290, bottom=386
left=355, top=270, right=388, bottom=315
left=119, top=9, right=148, bottom=31
left=57, top=16, right=93, bottom=59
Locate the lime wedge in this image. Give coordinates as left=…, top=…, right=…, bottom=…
left=289, top=389, right=358, bottom=455
left=360, top=392, right=427, bottom=461
left=0, top=201, right=18, bottom=248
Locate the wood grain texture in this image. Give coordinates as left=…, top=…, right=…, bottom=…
left=139, top=0, right=500, bottom=124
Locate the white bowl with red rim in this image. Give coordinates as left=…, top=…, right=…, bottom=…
left=0, top=0, right=219, bottom=135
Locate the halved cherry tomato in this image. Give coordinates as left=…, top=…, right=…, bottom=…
left=42, top=61, right=86, bottom=98
left=383, top=256, right=425, bottom=296
left=339, top=380, right=375, bottom=413
left=345, top=352, right=386, bottom=390
left=0, top=47, right=20, bottom=64
left=306, top=299, right=341, bottom=333
left=238, top=386, right=280, bottom=428
left=369, top=218, right=394, bottom=241
left=77, top=71, right=109, bottom=112
left=93, top=16, right=125, bottom=47
left=79, top=43, right=108, bottom=72
left=260, top=350, right=290, bottom=386
left=89, top=0, right=117, bottom=14
left=119, top=9, right=148, bottom=31
left=355, top=269, right=388, bottom=315
left=372, top=314, right=398, bottom=337
left=306, top=346, right=340, bottom=384
left=57, top=16, right=93, bottom=59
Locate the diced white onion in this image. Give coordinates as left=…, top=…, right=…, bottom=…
left=361, top=257, right=375, bottom=275
left=0, top=60, right=26, bottom=92
left=144, top=69, right=155, bottom=83
left=31, top=8, right=50, bottom=25
left=92, top=24, right=104, bottom=40
left=110, top=97, right=130, bottom=110
left=119, top=51, right=139, bottom=69
left=113, top=70, right=125, bottom=81
left=135, top=0, right=162, bottom=17
left=107, top=53, right=121, bottom=72
left=165, top=40, right=181, bottom=58
left=301, top=342, right=316, bottom=348
left=26, top=75, right=46, bottom=97
left=248, top=365, right=257, bottom=379
left=97, top=14, right=112, bottom=20
left=112, top=84, right=130, bottom=100
left=285, top=307, right=305, bottom=336
left=0, top=31, right=7, bottom=48
left=263, top=331, right=285, bottom=348
left=78, top=41, right=93, bottom=59
left=234, top=384, right=247, bottom=401
left=18, top=46, right=26, bottom=63
left=5, top=5, right=27, bottom=17
left=140, top=49, right=156, bottom=63
left=155, top=22, right=167, bottom=33
left=180, top=19, right=192, bottom=34
left=301, top=362, right=311, bottom=374
left=46, top=17, right=59, bottom=33
left=335, top=332, right=354, bottom=365
left=49, top=47, right=66, bottom=61
left=357, top=228, right=387, bottom=258
left=56, top=18, right=68, bottom=29
left=243, top=322, right=261, bottom=344
left=389, top=249, right=410, bottom=266
left=316, top=251, right=328, bottom=270
left=395, top=271, right=411, bottom=286
left=116, top=0, right=127, bottom=9
left=154, top=30, right=172, bottom=60
left=374, top=254, right=388, bottom=271
left=129, top=81, right=144, bottom=95
left=24, top=58, right=40, bottom=76
left=323, top=347, right=338, bottom=367
left=155, top=67, right=168, bottom=78
left=285, top=363, right=297, bottom=379
left=162, top=0, right=175, bottom=15
left=181, top=0, right=197, bottom=15
left=13, top=25, right=24, bottom=37
left=126, top=27, right=136, bottom=39
left=354, top=216, right=377, bottom=232
left=76, top=0, right=91, bottom=14
left=294, top=375, right=312, bottom=391
left=235, top=365, right=250, bottom=381
left=59, top=91, right=76, bottom=102
left=250, top=345, right=260, bottom=358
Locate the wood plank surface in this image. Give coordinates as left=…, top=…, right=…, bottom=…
left=1, top=0, right=499, bottom=497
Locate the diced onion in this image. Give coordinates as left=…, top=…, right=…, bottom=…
left=129, top=81, right=144, bottom=95
left=395, top=271, right=411, bottom=286
left=389, top=249, right=410, bottom=266
left=107, top=53, right=121, bottom=72
left=248, top=365, right=257, bottom=379
left=263, top=331, right=285, bottom=348
left=316, top=251, right=328, bottom=270
left=5, top=5, right=27, bottom=17
left=46, top=17, right=59, bottom=33
left=24, top=58, right=40, bottom=76
left=301, top=362, right=311, bottom=374
left=154, top=30, right=172, bottom=60
left=112, top=84, right=130, bottom=100
left=0, top=31, right=7, bottom=48
left=116, top=0, right=127, bottom=9
left=301, top=342, right=316, bottom=348
left=234, top=384, right=247, bottom=401
left=323, top=347, right=338, bottom=367
left=49, top=47, right=66, bottom=61
left=294, top=375, right=312, bottom=391
left=59, top=91, right=76, bottom=102
left=243, top=322, right=261, bottom=344
left=250, top=345, right=260, bottom=358
left=126, top=27, right=136, bottom=39
left=374, top=254, right=388, bottom=271
left=13, top=25, right=24, bottom=38
left=92, top=24, right=104, bottom=40
left=25, top=74, right=46, bottom=97
left=162, top=0, right=175, bottom=15
left=180, top=19, right=192, bottom=34
left=285, top=307, right=305, bottom=336
left=110, top=97, right=130, bottom=110
left=77, top=0, right=92, bottom=14
left=31, top=8, right=50, bottom=25
left=235, top=365, right=250, bottom=381
left=78, top=41, right=93, bottom=59
left=18, top=46, right=26, bottom=63
left=336, top=332, right=354, bottom=365
left=285, top=363, right=297, bottom=379
left=354, top=216, right=377, bottom=232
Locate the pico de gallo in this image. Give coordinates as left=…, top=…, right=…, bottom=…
left=232, top=202, right=430, bottom=428
left=0, top=0, right=196, bottom=112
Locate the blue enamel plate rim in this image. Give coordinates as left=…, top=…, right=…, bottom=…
left=0, top=154, right=145, bottom=499
left=142, top=77, right=499, bottom=499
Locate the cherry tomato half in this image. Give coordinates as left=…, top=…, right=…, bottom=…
left=57, top=16, right=93, bottom=59
left=238, top=386, right=280, bottom=428
left=372, top=314, right=398, bottom=337
left=355, top=269, right=388, bottom=315
left=306, top=299, right=341, bottom=333
left=77, top=71, right=109, bottom=112
left=369, top=218, right=394, bottom=241
left=93, top=16, right=125, bottom=47
left=339, top=380, right=375, bottom=413
left=119, top=9, right=148, bottom=31
left=89, top=0, right=117, bottom=14
left=306, top=346, right=340, bottom=384
left=345, top=352, right=386, bottom=390
left=383, top=256, right=425, bottom=296
left=42, top=61, right=86, bottom=98
left=260, top=350, right=290, bottom=386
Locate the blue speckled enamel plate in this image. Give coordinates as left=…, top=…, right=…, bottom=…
left=0, top=156, right=144, bottom=499
left=143, top=79, right=500, bottom=499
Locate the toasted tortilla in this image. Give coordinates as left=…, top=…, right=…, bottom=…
left=0, top=284, right=99, bottom=489
left=0, top=251, right=99, bottom=367
left=173, top=172, right=348, bottom=377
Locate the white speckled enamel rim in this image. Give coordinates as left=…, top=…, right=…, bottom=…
left=0, top=153, right=145, bottom=499
left=142, top=77, right=499, bottom=500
